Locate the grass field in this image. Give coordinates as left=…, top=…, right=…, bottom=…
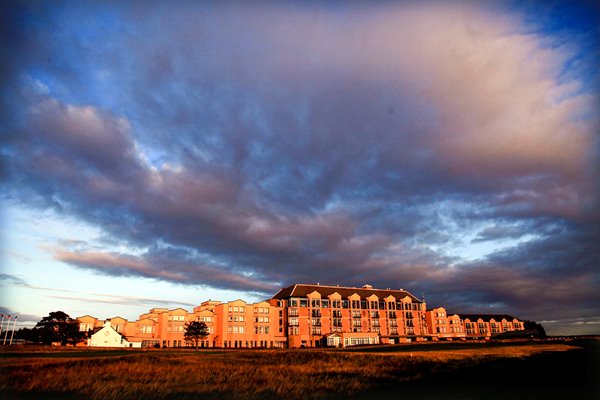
left=1, top=339, right=598, bottom=399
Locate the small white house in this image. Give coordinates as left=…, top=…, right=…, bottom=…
left=88, top=320, right=140, bottom=348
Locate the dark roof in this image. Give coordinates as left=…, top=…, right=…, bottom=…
left=271, top=284, right=422, bottom=303
left=457, top=313, right=520, bottom=322
left=491, top=329, right=540, bottom=339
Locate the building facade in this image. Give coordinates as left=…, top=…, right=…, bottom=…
left=77, top=283, right=525, bottom=348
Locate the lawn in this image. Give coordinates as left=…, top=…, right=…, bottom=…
left=0, top=339, right=598, bottom=399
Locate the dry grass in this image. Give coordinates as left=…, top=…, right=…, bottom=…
left=0, top=342, right=582, bottom=400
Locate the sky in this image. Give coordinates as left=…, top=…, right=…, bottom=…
left=1, top=0, right=599, bottom=336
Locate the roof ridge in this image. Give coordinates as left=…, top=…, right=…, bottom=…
left=295, top=283, right=411, bottom=292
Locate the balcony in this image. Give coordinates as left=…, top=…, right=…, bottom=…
left=311, top=310, right=321, bottom=318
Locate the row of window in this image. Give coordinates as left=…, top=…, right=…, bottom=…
left=292, top=309, right=412, bottom=319
left=288, top=298, right=422, bottom=310
left=226, top=325, right=271, bottom=334
left=227, top=315, right=271, bottom=323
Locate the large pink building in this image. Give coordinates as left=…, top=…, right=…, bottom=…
left=79, top=283, right=525, bottom=348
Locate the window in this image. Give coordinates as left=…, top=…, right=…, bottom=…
left=79, top=323, right=91, bottom=332
left=321, top=299, right=329, bottom=308
left=300, top=299, right=308, bottom=307
left=289, top=298, right=298, bottom=307
left=239, top=326, right=245, bottom=334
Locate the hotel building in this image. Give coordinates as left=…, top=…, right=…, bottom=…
left=80, top=283, right=525, bottom=348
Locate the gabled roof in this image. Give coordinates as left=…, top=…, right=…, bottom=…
left=458, top=313, right=520, bottom=322
left=271, top=284, right=422, bottom=303
left=169, top=307, right=189, bottom=313
left=91, top=325, right=126, bottom=339
left=76, top=315, right=97, bottom=319
left=106, top=316, right=128, bottom=322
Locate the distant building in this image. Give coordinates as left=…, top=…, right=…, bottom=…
left=77, top=283, right=525, bottom=348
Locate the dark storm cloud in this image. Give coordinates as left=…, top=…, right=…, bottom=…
left=0, top=306, right=40, bottom=324
left=0, top=274, right=30, bottom=287
left=2, top=1, right=599, bottom=333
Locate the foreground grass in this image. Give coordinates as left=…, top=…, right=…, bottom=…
left=0, top=340, right=597, bottom=399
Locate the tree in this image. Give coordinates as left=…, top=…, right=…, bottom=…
left=34, top=311, right=86, bottom=346
left=523, top=320, right=547, bottom=338
left=184, top=321, right=209, bottom=349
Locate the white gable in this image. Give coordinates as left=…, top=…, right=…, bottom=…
left=89, top=325, right=131, bottom=348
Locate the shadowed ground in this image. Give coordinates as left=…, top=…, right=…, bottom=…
left=1, top=339, right=598, bottom=400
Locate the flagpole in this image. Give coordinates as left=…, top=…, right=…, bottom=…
left=0, top=314, right=5, bottom=336
left=9, top=316, right=18, bottom=345
left=3, top=315, right=10, bottom=345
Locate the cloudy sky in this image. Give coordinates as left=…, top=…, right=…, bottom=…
left=1, top=0, right=599, bottom=335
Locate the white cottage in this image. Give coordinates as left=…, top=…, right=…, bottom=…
left=88, top=320, right=140, bottom=348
